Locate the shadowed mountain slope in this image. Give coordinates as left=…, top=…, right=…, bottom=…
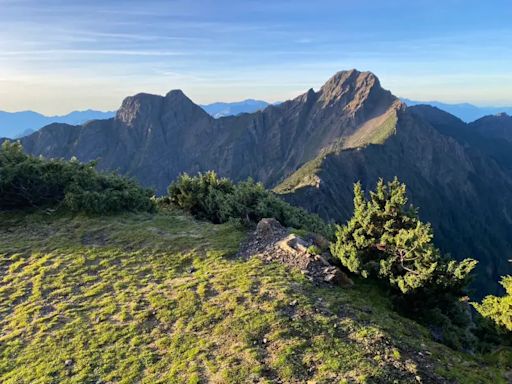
left=18, top=70, right=398, bottom=192
left=277, top=106, right=512, bottom=295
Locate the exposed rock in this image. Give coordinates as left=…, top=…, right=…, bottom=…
left=280, top=105, right=512, bottom=295
left=238, top=219, right=353, bottom=288
left=255, top=218, right=286, bottom=240
left=277, top=234, right=309, bottom=254
left=314, top=254, right=332, bottom=267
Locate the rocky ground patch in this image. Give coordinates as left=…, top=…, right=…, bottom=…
left=238, top=218, right=353, bottom=288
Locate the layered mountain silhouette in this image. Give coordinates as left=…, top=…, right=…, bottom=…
left=8, top=69, right=512, bottom=295
left=0, top=109, right=115, bottom=139
left=402, top=98, right=512, bottom=123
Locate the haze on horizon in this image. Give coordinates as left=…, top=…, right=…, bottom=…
left=0, top=0, right=511, bottom=115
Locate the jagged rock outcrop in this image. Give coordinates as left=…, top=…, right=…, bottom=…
left=10, top=69, right=512, bottom=295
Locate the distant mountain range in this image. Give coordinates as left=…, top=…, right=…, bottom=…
left=200, top=99, right=270, bottom=118
left=401, top=98, right=512, bottom=122
left=6, top=69, right=512, bottom=296
left=3, top=97, right=509, bottom=139
left=0, top=110, right=116, bottom=139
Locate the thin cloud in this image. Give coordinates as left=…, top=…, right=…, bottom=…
left=0, top=49, right=187, bottom=57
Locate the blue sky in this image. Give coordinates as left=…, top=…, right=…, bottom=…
left=0, top=0, right=511, bottom=114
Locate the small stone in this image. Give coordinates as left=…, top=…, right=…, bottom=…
left=322, top=268, right=354, bottom=287
left=415, top=375, right=422, bottom=382
left=64, top=359, right=73, bottom=367
left=289, top=299, right=298, bottom=306
left=277, top=234, right=309, bottom=254
left=315, top=255, right=331, bottom=266
left=262, top=338, right=268, bottom=344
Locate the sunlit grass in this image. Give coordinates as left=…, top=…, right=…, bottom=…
left=0, top=210, right=508, bottom=383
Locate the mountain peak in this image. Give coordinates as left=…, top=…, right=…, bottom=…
left=163, top=89, right=200, bottom=109
left=116, top=93, right=164, bottom=126
left=115, top=89, right=209, bottom=127
left=163, top=89, right=211, bottom=120
left=318, top=70, right=383, bottom=107
left=165, top=89, right=186, bottom=98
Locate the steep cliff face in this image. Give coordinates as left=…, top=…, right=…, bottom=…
left=19, top=70, right=398, bottom=192
left=13, top=69, right=512, bottom=294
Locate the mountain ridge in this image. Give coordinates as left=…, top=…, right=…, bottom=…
left=8, top=69, right=512, bottom=295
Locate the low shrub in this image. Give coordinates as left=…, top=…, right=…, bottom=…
left=167, top=171, right=333, bottom=238
left=0, top=141, right=155, bottom=214
left=473, top=276, right=512, bottom=334
left=330, top=178, right=479, bottom=350
left=330, top=178, right=476, bottom=295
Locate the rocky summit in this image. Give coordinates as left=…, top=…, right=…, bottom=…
left=11, top=69, right=512, bottom=296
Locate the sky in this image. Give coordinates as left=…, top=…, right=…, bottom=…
left=0, top=0, right=511, bottom=114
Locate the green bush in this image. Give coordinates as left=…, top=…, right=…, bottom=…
left=473, top=276, right=512, bottom=334
left=167, top=171, right=332, bottom=237
left=330, top=178, right=479, bottom=350
left=330, top=178, right=476, bottom=294
left=0, top=141, right=155, bottom=214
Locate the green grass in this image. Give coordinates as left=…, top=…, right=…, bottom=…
left=0, top=210, right=509, bottom=383
left=343, top=110, right=398, bottom=149
left=275, top=111, right=398, bottom=195
left=274, top=154, right=325, bottom=194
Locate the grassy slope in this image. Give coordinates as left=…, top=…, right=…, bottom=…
left=275, top=110, right=398, bottom=195
left=0, top=210, right=508, bottom=384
